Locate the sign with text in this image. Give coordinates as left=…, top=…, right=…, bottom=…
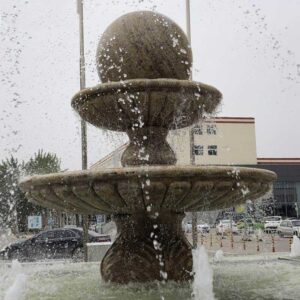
left=96, top=214, right=106, bottom=224
left=28, top=216, right=42, bottom=229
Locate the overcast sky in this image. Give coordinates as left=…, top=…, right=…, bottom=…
left=1, top=0, right=300, bottom=170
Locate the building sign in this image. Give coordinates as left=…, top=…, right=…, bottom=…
left=28, top=216, right=42, bottom=229
left=96, top=214, right=106, bottom=224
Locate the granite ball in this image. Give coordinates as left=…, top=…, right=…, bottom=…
left=96, top=11, right=192, bottom=83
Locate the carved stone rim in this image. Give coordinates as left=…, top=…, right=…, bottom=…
left=72, top=78, right=222, bottom=100
left=20, top=165, right=276, bottom=190
left=71, top=79, right=222, bottom=131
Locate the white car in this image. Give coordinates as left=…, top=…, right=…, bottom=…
left=264, top=216, right=282, bottom=233
left=277, top=219, right=300, bottom=237
left=216, top=220, right=238, bottom=235
left=197, top=223, right=210, bottom=233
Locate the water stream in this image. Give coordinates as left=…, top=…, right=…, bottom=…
left=290, top=235, right=300, bottom=257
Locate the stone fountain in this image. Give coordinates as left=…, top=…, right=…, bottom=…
left=20, top=11, right=276, bottom=284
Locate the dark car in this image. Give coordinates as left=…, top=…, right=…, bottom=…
left=0, top=227, right=111, bottom=261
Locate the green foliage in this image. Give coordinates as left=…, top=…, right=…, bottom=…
left=24, top=150, right=61, bottom=175
left=254, top=223, right=265, bottom=230
left=0, top=156, right=22, bottom=231
left=0, top=150, right=61, bottom=232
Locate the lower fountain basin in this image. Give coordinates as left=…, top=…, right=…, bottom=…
left=20, top=166, right=276, bottom=215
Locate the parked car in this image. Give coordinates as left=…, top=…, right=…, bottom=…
left=216, top=220, right=238, bottom=235
left=0, top=227, right=111, bottom=261
left=263, top=216, right=282, bottom=233
left=277, top=219, right=300, bottom=237
left=197, top=222, right=210, bottom=233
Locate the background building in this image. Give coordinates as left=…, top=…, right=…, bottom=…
left=255, top=158, right=300, bottom=218
left=168, top=117, right=257, bottom=165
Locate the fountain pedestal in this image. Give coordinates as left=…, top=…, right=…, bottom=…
left=123, top=127, right=176, bottom=166
left=101, top=212, right=192, bottom=283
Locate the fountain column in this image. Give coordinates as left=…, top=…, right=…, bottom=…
left=101, top=212, right=192, bottom=283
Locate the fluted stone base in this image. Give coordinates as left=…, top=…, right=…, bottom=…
left=101, top=213, right=193, bottom=284
left=122, top=127, right=176, bottom=166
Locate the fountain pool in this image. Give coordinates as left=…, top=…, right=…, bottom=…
left=1, top=254, right=300, bottom=300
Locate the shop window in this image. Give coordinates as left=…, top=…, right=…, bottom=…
left=208, top=145, right=217, bottom=155
left=193, top=145, right=204, bottom=155
left=193, top=125, right=203, bottom=135
left=207, top=124, right=217, bottom=135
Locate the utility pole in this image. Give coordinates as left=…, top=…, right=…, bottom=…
left=185, top=0, right=192, bottom=68
left=186, top=0, right=198, bottom=249
left=77, top=0, right=89, bottom=262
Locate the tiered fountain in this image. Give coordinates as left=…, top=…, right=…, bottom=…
left=20, top=11, right=276, bottom=284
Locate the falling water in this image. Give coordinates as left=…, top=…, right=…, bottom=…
left=213, top=250, right=224, bottom=262
left=192, top=246, right=215, bottom=300
left=290, top=235, right=300, bottom=257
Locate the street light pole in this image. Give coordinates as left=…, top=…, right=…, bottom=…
left=185, top=0, right=192, bottom=64
left=77, top=0, right=89, bottom=262
left=186, top=0, right=197, bottom=249
left=77, top=0, right=87, bottom=168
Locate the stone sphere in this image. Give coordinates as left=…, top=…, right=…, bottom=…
left=96, top=11, right=192, bottom=82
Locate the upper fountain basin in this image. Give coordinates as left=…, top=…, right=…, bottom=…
left=19, top=166, right=276, bottom=215
left=71, top=78, right=221, bottom=131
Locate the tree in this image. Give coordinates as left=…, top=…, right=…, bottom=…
left=0, top=150, right=61, bottom=233
left=0, top=157, right=23, bottom=233
left=18, top=150, right=61, bottom=231
left=24, top=150, right=61, bottom=176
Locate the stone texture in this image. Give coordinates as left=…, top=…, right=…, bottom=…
left=20, top=166, right=276, bottom=214
left=96, top=11, right=192, bottom=82
left=72, top=79, right=221, bottom=132
left=122, top=126, right=176, bottom=166
left=21, top=165, right=275, bottom=283
left=101, top=213, right=193, bottom=283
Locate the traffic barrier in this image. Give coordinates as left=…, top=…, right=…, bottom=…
left=193, top=229, right=295, bottom=254
left=272, top=235, right=275, bottom=253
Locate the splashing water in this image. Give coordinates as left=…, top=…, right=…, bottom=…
left=4, top=274, right=27, bottom=300
left=4, top=260, right=27, bottom=300
left=290, top=235, right=300, bottom=257
left=214, top=250, right=224, bottom=263
left=192, top=246, right=215, bottom=300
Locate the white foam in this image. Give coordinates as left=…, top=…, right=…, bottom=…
left=214, top=250, right=224, bottom=262
left=192, top=246, right=215, bottom=300
left=290, top=235, right=300, bottom=257
left=4, top=273, right=27, bottom=300
left=2, top=260, right=27, bottom=300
